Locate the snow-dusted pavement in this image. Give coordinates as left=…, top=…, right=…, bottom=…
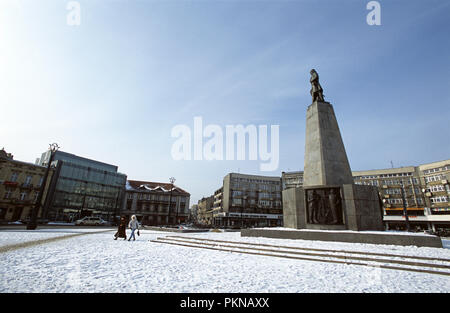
left=1, top=228, right=449, bottom=293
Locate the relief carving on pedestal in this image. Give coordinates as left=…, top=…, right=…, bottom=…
left=307, top=187, right=343, bottom=225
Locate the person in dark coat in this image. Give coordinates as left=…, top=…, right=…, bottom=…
left=114, top=216, right=127, bottom=240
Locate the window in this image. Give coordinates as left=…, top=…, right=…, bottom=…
left=232, top=191, right=242, bottom=197
left=25, top=175, right=32, bottom=185
left=20, top=192, right=28, bottom=201
left=10, top=172, right=19, bottom=182
left=232, top=198, right=242, bottom=205
left=4, top=189, right=13, bottom=199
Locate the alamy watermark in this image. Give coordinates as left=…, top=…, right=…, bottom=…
left=67, top=1, right=81, bottom=26
left=367, top=1, right=381, bottom=26
left=171, top=117, right=279, bottom=172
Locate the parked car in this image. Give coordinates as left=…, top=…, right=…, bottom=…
left=8, top=220, right=24, bottom=225
left=75, top=216, right=108, bottom=226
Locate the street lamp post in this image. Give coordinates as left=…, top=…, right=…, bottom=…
left=400, top=179, right=411, bottom=232
left=27, top=143, right=60, bottom=230
left=168, top=177, right=175, bottom=225
left=242, top=196, right=247, bottom=229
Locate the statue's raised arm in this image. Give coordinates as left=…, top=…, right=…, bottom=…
left=310, top=69, right=324, bottom=102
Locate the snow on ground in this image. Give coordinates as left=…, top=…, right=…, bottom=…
left=0, top=229, right=449, bottom=293
left=0, top=228, right=109, bottom=247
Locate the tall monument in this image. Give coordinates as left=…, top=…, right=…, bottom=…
left=241, top=70, right=441, bottom=247
left=283, top=70, right=384, bottom=231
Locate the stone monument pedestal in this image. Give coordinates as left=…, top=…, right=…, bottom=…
left=282, top=184, right=384, bottom=231
left=281, top=100, right=384, bottom=232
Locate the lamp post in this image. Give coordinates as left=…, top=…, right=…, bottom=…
left=400, top=179, right=411, bottom=232
left=242, top=195, right=247, bottom=229
left=168, top=177, right=175, bottom=225
left=27, top=143, right=60, bottom=230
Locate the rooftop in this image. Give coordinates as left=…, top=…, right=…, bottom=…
left=127, top=180, right=190, bottom=196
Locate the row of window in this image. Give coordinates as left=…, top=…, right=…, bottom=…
left=230, top=183, right=281, bottom=192
left=232, top=198, right=282, bottom=207
left=423, top=166, right=449, bottom=175
left=231, top=190, right=281, bottom=199
left=425, top=174, right=447, bottom=183
left=428, top=185, right=446, bottom=192
left=132, top=204, right=188, bottom=213
left=383, top=178, right=419, bottom=185
left=430, top=196, right=449, bottom=204
left=130, top=193, right=187, bottom=203
left=384, top=188, right=401, bottom=195
left=355, top=178, right=420, bottom=186
left=3, top=189, right=39, bottom=201
left=56, top=178, right=121, bottom=199
left=284, top=178, right=303, bottom=184
left=356, top=172, right=413, bottom=180
left=6, top=172, right=44, bottom=186
left=356, top=180, right=379, bottom=186
left=59, top=162, right=126, bottom=187
left=232, top=177, right=280, bottom=184
left=385, top=198, right=424, bottom=205
left=52, top=192, right=119, bottom=209
left=384, top=187, right=421, bottom=195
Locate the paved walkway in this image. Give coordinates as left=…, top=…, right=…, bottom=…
left=0, top=229, right=113, bottom=253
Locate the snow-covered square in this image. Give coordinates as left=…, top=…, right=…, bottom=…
left=1, top=228, right=449, bottom=293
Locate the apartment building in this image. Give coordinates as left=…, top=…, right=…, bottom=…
left=189, top=204, right=199, bottom=223
left=0, top=149, right=53, bottom=222
left=197, top=195, right=214, bottom=225
left=213, top=173, right=283, bottom=228
left=353, top=166, right=426, bottom=230
left=418, top=160, right=450, bottom=231
left=123, top=180, right=190, bottom=225
left=209, top=187, right=223, bottom=225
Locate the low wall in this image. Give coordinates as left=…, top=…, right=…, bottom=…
left=145, top=226, right=210, bottom=233
left=241, top=228, right=443, bottom=248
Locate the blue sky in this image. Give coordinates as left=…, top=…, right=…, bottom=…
left=1, top=0, right=449, bottom=205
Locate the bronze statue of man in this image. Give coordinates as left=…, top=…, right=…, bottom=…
left=310, top=69, right=324, bottom=102
left=308, top=190, right=321, bottom=224
left=328, top=189, right=340, bottom=224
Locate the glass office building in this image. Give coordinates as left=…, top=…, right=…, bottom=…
left=37, top=151, right=127, bottom=223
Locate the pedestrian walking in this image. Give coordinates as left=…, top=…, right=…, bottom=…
left=114, top=216, right=127, bottom=240
left=128, top=215, right=140, bottom=241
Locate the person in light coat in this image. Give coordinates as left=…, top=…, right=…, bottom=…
left=128, top=215, right=140, bottom=241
